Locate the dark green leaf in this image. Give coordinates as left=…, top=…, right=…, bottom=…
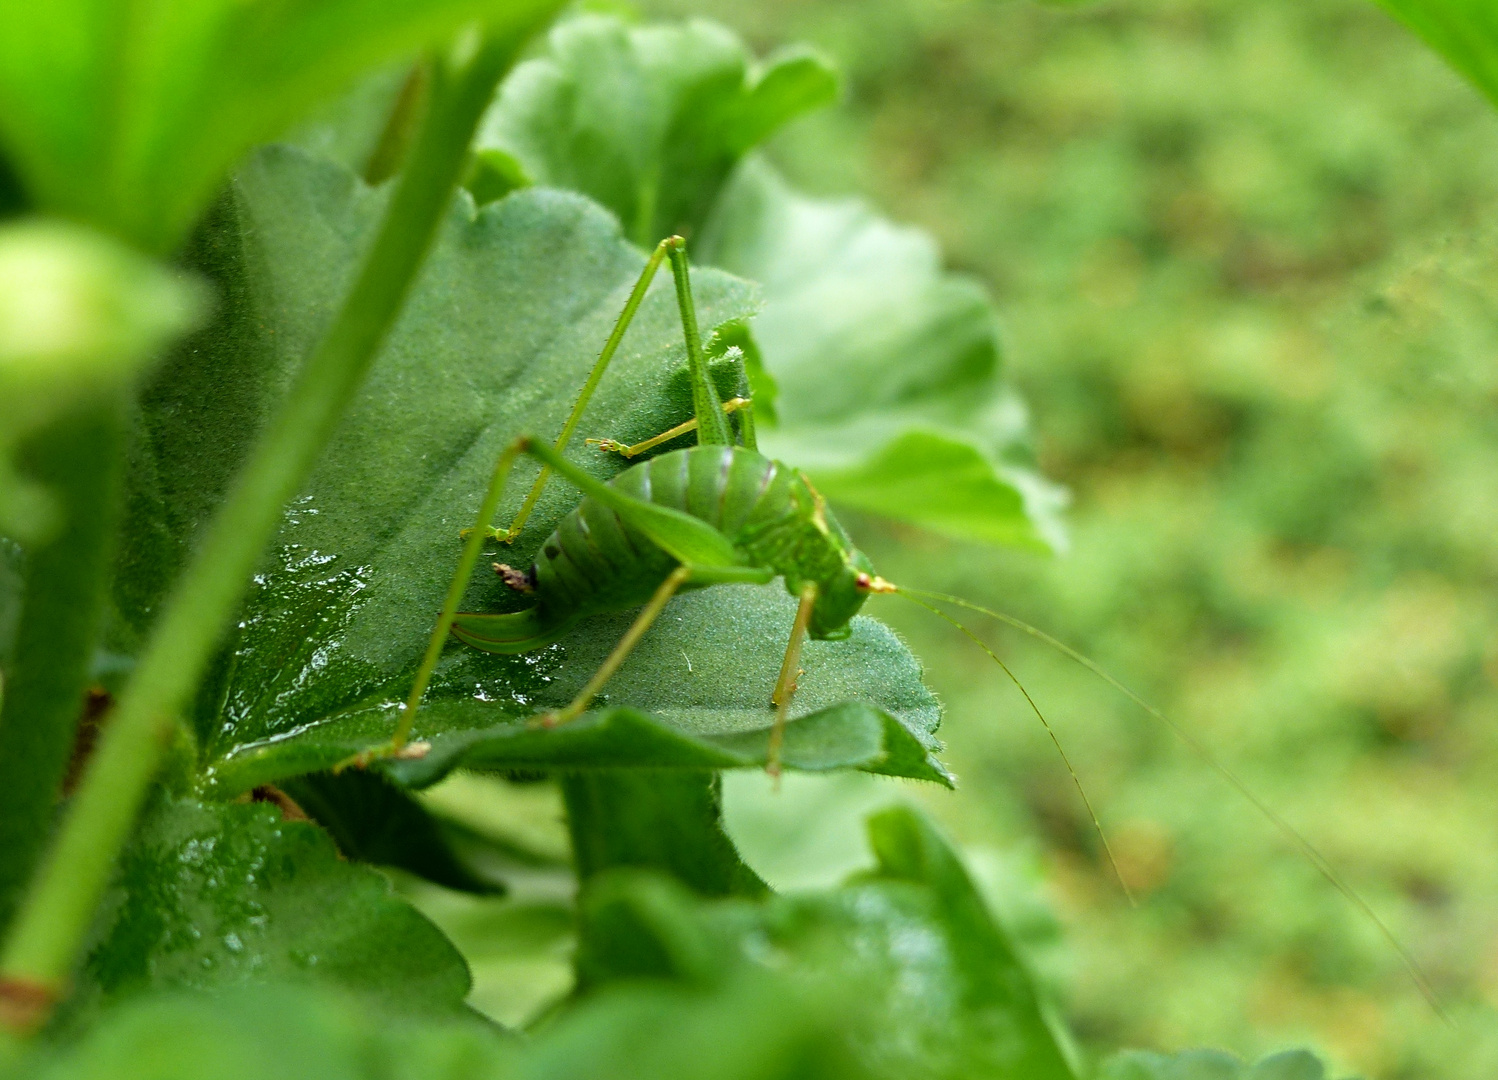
left=563, top=772, right=767, bottom=901
left=0, top=0, right=562, bottom=250
left=278, top=770, right=508, bottom=895
left=117, top=146, right=942, bottom=794
left=475, top=13, right=838, bottom=244
left=1376, top=1, right=1498, bottom=108
left=701, top=159, right=1066, bottom=552
left=64, top=797, right=471, bottom=1026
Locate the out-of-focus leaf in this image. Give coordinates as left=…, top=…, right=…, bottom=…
left=513, top=966, right=869, bottom=1080
left=700, top=159, right=1066, bottom=552
left=33, top=984, right=512, bottom=1080
left=1377, top=0, right=1498, bottom=108
left=563, top=771, right=767, bottom=901
left=64, top=797, right=471, bottom=1027
left=475, top=13, right=838, bottom=244
left=33, top=974, right=871, bottom=1080
left=278, top=770, right=508, bottom=895
left=114, top=146, right=942, bottom=794
left=574, top=806, right=1076, bottom=1080
left=1100, top=1049, right=1329, bottom=1080
left=0, top=220, right=202, bottom=542
left=0, top=0, right=562, bottom=252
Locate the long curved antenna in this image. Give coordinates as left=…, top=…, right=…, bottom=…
left=895, top=584, right=1448, bottom=1020
left=898, top=592, right=1136, bottom=907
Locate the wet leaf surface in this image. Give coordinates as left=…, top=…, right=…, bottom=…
left=63, top=797, right=471, bottom=1029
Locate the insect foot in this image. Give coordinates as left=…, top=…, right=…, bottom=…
left=494, top=563, right=536, bottom=593
left=585, top=437, right=630, bottom=456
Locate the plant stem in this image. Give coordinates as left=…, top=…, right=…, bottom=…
left=0, top=398, right=125, bottom=940
left=0, top=28, right=525, bottom=1026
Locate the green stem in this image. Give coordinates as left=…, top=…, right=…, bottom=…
left=0, top=398, right=125, bottom=940
left=0, top=28, right=526, bottom=1022
left=666, top=240, right=730, bottom=445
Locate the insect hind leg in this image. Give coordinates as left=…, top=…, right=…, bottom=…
left=765, top=582, right=818, bottom=779
left=535, top=564, right=695, bottom=729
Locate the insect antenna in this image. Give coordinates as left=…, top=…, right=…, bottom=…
left=897, top=591, right=1137, bottom=908
left=892, top=584, right=1448, bottom=1020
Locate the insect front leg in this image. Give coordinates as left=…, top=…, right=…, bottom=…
left=485, top=236, right=675, bottom=545
left=587, top=396, right=755, bottom=459
left=766, top=582, right=819, bottom=779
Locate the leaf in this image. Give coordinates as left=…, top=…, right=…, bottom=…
left=63, top=796, right=472, bottom=1027
left=474, top=12, right=839, bottom=245
left=31, top=984, right=513, bottom=1080
left=28, top=973, right=871, bottom=1080
left=278, top=770, right=509, bottom=895
left=115, top=146, right=944, bottom=795
left=1376, top=0, right=1498, bottom=109
left=562, top=771, right=768, bottom=901
left=0, top=220, right=203, bottom=542
left=700, top=159, right=1067, bottom=552
left=573, top=806, right=1077, bottom=1080
left=0, top=0, right=562, bottom=251
left=1099, top=1049, right=1330, bottom=1080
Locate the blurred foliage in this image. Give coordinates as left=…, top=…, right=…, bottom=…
left=627, top=0, right=1498, bottom=1076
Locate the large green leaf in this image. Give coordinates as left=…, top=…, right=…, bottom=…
left=0, top=0, right=561, bottom=252
left=700, top=159, right=1066, bottom=552
left=62, top=797, right=472, bottom=1028
left=473, top=13, right=838, bottom=245
left=574, top=806, right=1077, bottom=1080
left=116, top=145, right=943, bottom=796
left=1377, top=1, right=1498, bottom=108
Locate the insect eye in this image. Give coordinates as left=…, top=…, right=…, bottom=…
left=855, top=573, right=873, bottom=590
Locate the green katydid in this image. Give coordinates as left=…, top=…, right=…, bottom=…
left=368, top=235, right=1437, bottom=1012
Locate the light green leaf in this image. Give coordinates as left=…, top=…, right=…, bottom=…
left=474, top=13, right=839, bottom=245
left=0, top=220, right=203, bottom=542
left=30, top=974, right=872, bottom=1080
left=0, top=0, right=561, bottom=251
left=63, top=797, right=472, bottom=1028
left=115, top=146, right=944, bottom=796
left=1377, top=0, right=1498, bottom=108
left=31, top=985, right=513, bottom=1080
left=1100, top=1049, right=1330, bottom=1080
left=700, top=159, right=1066, bottom=552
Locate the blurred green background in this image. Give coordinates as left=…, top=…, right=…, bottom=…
left=636, top=0, right=1498, bottom=1076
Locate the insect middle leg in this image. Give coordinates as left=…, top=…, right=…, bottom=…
left=535, top=565, right=696, bottom=729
